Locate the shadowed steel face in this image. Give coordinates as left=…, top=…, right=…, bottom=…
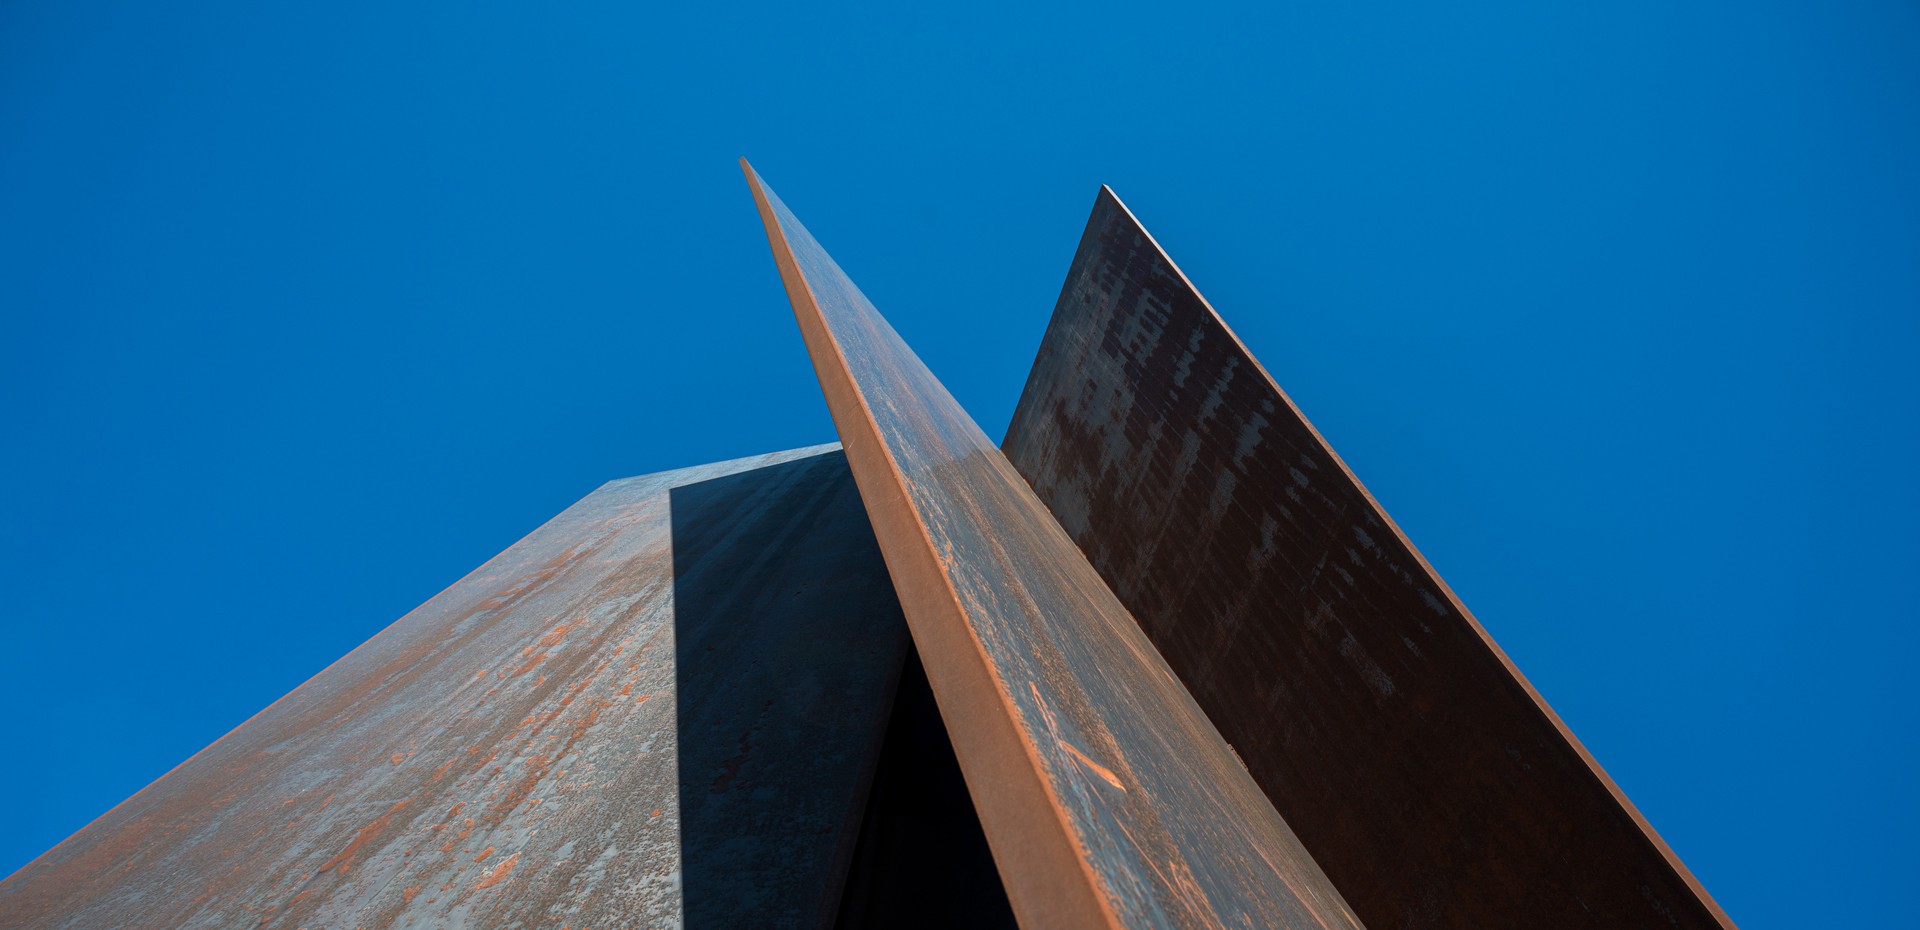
left=744, top=163, right=1363, bottom=930
left=1002, top=188, right=1736, bottom=930
left=0, top=445, right=907, bottom=930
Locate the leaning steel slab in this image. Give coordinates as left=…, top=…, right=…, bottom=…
left=1002, top=187, right=1736, bottom=930
left=0, top=445, right=908, bottom=929
left=743, top=162, right=1364, bottom=930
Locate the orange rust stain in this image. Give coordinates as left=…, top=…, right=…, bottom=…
left=432, top=758, right=456, bottom=782
left=493, top=754, right=552, bottom=813
left=473, top=852, right=519, bottom=890
left=318, top=799, right=408, bottom=874
left=528, top=621, right=578, bottom=653
left=402, top=885, right=421, bottom=904
left=558, top=674, right=596, bottom=705
left=635, top=695, right=649, bottom=704
left=474, top=845, right=496, bottom=861
left=389, top=753, right=406, bottom=765
left=517, top=709, right=561, bottom=729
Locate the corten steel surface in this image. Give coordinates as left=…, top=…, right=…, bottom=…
left=743, top=162, right=1364, bottom=930
left=0, top=445, right=909, bottom=930
left=1002, top=188, right=1737, bottom=930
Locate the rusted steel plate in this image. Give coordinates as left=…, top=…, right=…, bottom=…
left=0, top=445, right=908, bottom=929
left=1002, top=187, right=1737, bottom=930
left=743, top=162, right=1363, bottom=930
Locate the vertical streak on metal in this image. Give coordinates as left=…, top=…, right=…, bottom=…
left=742, top=161, right=1366, bottom=930
left=1002, top=187, right=1737, bottom=930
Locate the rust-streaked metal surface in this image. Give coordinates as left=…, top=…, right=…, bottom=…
left=0, top=444, right=908, bottom=930
left=743, top=162, right=1364, bottom=930
left=1002, top=188, right=1737, bottom=930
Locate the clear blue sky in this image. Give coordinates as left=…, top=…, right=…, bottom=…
left=3, top=2, right=1915, bottom=925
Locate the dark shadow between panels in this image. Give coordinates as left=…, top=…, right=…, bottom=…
left=833, top=649, right=1018, bottom=930
left=668, top=449, right=1012, bottom=928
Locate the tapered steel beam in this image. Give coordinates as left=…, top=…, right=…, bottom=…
left=1002, top=187, right=1737, bottom=930
left=742, top=162, right=1363, bottom=930
left=0, top=445, right=908, bottom=929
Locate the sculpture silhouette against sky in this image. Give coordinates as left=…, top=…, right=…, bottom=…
left=0, top=164, right=1736, bottom=930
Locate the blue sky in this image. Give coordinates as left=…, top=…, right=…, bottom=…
left=3, top=1, right=1915, bottom=924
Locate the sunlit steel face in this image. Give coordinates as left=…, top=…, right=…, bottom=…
left=1002, top=187, right=1735, bottom=930
left=0, top=445, right=907, bottom=930
left=744, top=162, right=1363, bottom=930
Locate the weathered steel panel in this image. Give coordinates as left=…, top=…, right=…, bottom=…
left=743, top=162, right=1364, bottom=930
left=1002, top=188, right=1736, bottom=930
left=0, top=445, right=908, bottom=929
